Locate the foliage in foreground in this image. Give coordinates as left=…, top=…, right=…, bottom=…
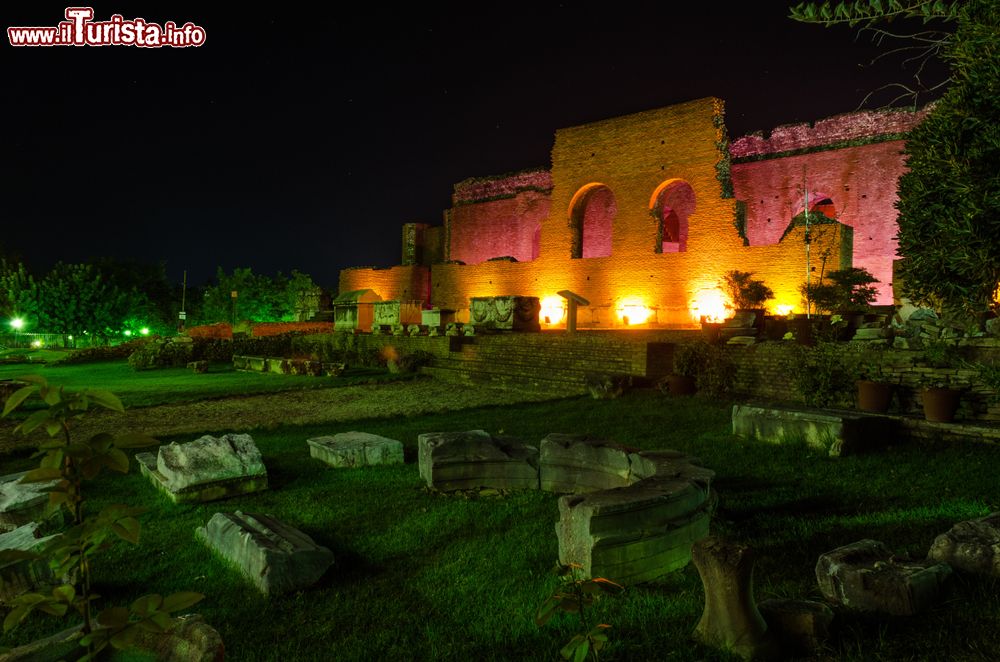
left=536, top=563, right=622, bottom=661
left=0, top=378, right=202, bottom=659
left=2, top=389, right=998, bottom=660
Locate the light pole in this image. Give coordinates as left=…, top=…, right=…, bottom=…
left=10, top=317, right=24, bottom=348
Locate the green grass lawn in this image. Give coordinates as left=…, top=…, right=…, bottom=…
left=2, top=391, right=999, bottom=660
left=0, top=360, right=408, bottom=409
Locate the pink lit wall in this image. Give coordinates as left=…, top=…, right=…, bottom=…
left=581, top=186, right=615, bottom=258
left=448, top=190, right=550, bottom=264
left=730, top=108, right=928, bottom=304
left=448, top=170, right=552, bottom=265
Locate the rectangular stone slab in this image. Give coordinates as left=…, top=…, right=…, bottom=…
left=732, top=403, right=895, bottom=456
left=417, top=430, right=539, bottom=491
left=0, top=471, right=57, bottom=533
left=307, top=432, right=404, bottom=468
left=0, top=522, right=57, bottom=604
left=196, top=511, right=333, bottom=595
left=155, top=433, right=266, bottom=492
left=136, top=453, right=267, bottom=504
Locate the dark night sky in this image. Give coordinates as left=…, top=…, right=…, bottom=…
left=2, top=2, right=947, bottom=288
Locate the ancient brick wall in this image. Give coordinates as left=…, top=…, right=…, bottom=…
left=338, top=265, right=430, bottom=304
left=448, top=190, right=550, bottom=264
left=730, top=107, right=928, bottom=304
left=339, top=100, right=926, bottom=327
left=723, top=341, right=1000, bottom=422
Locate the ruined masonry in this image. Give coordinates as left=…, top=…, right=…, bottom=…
left=417, top=430, right=714, bottom=585
left=137, top=433, right=268, bottom=503
left=197, top=511, right=334, bottom=595
left=307, top=432, right=404, bottom=469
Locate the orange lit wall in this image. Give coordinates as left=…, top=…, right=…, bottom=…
left=338, top=99, right=922, bottom=326
left=338, top=265, right=430, bottom=304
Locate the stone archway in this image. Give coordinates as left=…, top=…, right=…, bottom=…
left=568, top=183, right=617, bottom=258
left=649, top=179, right=696, bottom=253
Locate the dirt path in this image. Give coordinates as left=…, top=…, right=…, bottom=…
left=0, top=380, right=572, bottom=452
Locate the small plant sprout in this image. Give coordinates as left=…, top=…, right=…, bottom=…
left=535, top=562, right=623, bottom=661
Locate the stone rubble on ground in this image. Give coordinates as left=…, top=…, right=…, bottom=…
left=136, top=433, right=268, bottom=503
left=197, top=511, right=334, bottom=595
left=928, top=511, right=1000, bottom=577
left=307, top=432, right=404, bottom=468
left=815, top=539, right=952, bottom=615
left=0, top=471, right=58, bottom=533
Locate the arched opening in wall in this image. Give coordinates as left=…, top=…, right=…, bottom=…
left=568, top=183, right=616, bottom=259
left=649, top=179, right=695, bottom=253
left=781, top=195, right=852, bottom=286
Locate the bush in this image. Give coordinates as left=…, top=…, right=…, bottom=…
left=696, top=345, right=736, bottom=398
left=723, top=270, right=774, bottom=309
left=127, top=339, right=194, bottom=370
left=59, top=338, right=153, bottom=365
left=801, top=267, right=880, bottom=314
left=787, top=342, right=858, bottom=408
left=673, top=342, right=710, bottom=377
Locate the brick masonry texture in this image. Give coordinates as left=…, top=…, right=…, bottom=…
left=339, top=98, right=924, bottom=325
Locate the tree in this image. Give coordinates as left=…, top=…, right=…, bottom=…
left=792, top=1, right=1000, bottom=321
left=0, top=259, right=42, bottom=325
left=38, top=263, right=141, bottom=343
left=201, top=267, right=318, bottom=324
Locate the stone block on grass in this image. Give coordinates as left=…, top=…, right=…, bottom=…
left=556, top=477, right=712, bottom=585
left=0, top=522, right=57, bottom=604
left=136, top=433, right=267, bottom=504
left=417, top=430, right=539, bottom=491
left=0, top=471, right=58, bottom=533
left=816, top=539, right=952, bottom=615
left=196, top=511, right=333, bottom=595
left=928, top=511, right=1000, bottom=577
left=539, top=434, right=632, bottom=493
left=307, top=432, right=404, bottom=468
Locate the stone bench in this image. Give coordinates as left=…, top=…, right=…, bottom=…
left=417, top=430, right=714, bottom=585
left=137, top=433, right=268, bottom=504
left=732, top=403, right=896, bottom=456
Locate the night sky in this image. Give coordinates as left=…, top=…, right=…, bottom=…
left=2, top=2, right=947, bottom=289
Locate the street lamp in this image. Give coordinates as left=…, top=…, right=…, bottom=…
left=10, top=318, right=24, bottom=348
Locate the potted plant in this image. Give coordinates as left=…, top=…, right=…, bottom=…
left=854, top=343, right=894, bottom=412
left=723, top=270, right=773, bottom=316
left=920, top=339, right=964, bottom=422
left=663, top=342, right=708, bottom=396
left=800, top=268, right=880, bottom=337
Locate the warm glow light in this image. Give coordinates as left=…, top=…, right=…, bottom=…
left=775, top=304, right=794, bottom=317
left=617, top=297, right=652, bottom=325
left=690, top=289, right=729, bottom=323
left=140, top=327, right=150, bottom=336
left=31, top=340, right=42, bottom=348
left=10, top=318, right=24, bottom=331
left=123, top=330, right=132, bottom=337
left=540, top=296, right=566, bottom=325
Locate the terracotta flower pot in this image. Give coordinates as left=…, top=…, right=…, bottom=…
left=922, top=387, right=961, bottom=423
left=666, top=374, right=696, bottom=396
left=856, top=380, right=892, bottom=413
